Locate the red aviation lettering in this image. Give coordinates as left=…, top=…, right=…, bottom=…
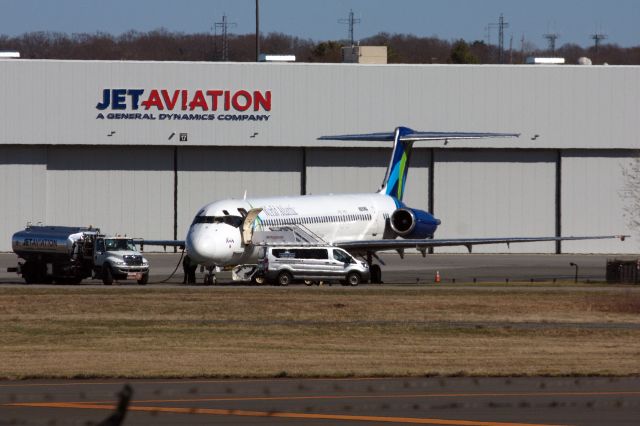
left=97, top=89, right=271, bottom=112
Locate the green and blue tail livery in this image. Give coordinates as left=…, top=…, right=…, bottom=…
left=318, top=126, right=520, bottom=201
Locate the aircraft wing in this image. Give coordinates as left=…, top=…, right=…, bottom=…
left=134, top=239, right=185, bottom=250
left=335, top=235, right=627, bottom=254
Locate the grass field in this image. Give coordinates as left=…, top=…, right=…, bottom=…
left=1, top=286, right=639, bottom=379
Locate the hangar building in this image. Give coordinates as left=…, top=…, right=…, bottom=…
left=0, top=59, right=637, bottom=253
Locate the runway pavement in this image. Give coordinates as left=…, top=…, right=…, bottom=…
left=0, top=252, right=633, bottom=286
left=2, top=376, right=639, bottom=425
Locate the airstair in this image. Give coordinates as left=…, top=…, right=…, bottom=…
left=251, top=224, right=330, bottom=247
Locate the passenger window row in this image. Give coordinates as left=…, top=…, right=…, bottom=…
left=263, top=213, right=372, bottom=227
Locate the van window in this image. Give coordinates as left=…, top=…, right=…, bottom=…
left=333, top=249, right=352, bottom=263
left=272, top=249, right=295, bottom=258
left=294, top=248, right=328, bottom=259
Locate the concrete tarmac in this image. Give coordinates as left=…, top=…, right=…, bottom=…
left=0, top=252, right=633, bottom=285
left=2, top=376, right=639, bottom=425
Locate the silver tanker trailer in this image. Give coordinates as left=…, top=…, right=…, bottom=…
left=8, top=225, right=149, bottom=285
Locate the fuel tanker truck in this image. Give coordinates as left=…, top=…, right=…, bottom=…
left=9, top=225, right=149, bottom=285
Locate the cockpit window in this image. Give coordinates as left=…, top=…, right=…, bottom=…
left=192, top=215, right=243, bottom=227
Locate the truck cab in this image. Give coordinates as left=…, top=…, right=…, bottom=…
left=94, top=237, right=149, bottom=285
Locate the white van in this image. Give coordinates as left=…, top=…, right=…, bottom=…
left=256, top=246, right=370, bottom=286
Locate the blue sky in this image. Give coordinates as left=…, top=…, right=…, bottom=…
left=1, top=0, right=638, bottom=48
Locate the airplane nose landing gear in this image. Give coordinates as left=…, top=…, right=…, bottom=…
left=204, top=265, right=217, bottom=285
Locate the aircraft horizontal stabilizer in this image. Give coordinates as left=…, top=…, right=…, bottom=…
left=318, top=127, right=520, bottom=142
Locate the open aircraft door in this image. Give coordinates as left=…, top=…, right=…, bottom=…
left=241, top=208, right=263, bottom=245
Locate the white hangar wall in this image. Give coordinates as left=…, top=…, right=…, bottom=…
left=44, top=146, right=175, bottom=241
left=561, top=151, right=638, bottom=254
left=176, top=147, right=302, bottom=239
left=433, top=150, right=557, bottom=253
left=0, top=60, right=638, bottom=254
left=0, top=60, right=638, bottom=150
left=0, top=147, right=47, bottom=252
left=0, top=146, right=175, bottom=248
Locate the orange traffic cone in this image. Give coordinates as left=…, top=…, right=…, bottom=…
left=435, top=270, right=441, bottom=283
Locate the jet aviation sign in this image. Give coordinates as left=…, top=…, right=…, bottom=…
left=95, top=89, right=272, bottom=122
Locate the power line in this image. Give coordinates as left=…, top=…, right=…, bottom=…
left=214, top=14, right=236, bottom=61
left=338, top=9, right=361, bottom=46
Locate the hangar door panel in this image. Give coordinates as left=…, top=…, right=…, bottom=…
left=306, top=148, right=430, bottom=211
left=0, top=147, right=47, bottom=251
left=562, top=151, right=638, bottom=254
left=46, top=147, right=174, bottom=240
left=434, top=150, right=556, bottom=253
left=177, top=147, right=302, bottom=238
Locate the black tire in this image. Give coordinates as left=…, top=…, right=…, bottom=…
left=346, top=272, right=361, bottom=286
left=204, top=274, right=216, bottom=286
left=23, top=271, right=37, bottom=285
left=22, top=262, right=41, bottom=284
left=277, top=271, right=292, bottom=286
left=252, top=274, right=266, bottom=285
left=370, top=264, right=382, bottom=284
left=102, top=264, right=113, bottom=286
left=137, top=273, right=148, bottom=285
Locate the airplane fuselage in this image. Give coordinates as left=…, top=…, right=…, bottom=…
left=186, top=192, right=428, bottom=267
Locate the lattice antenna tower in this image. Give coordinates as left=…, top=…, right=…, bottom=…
left=543, top=33, right=560, bottom=55
left=488, top=13, right=509, bottom=63
left=214, top=14, right=237, bottom=61
left=591, top=32, right=607, bottom=53
left=338, top=9, right=361, bottom=46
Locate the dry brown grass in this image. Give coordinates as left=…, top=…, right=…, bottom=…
left=0, top=287, right=639, bottom=379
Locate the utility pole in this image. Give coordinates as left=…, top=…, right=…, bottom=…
left=214, top=14, right=236, bottom=61
left=338, top=9, right=361, bottom=46
left=255, top=0, right=260, bottom=61
left=488, top=13, right=509, bottom=63
left=509, top=34, right=513, bottom=64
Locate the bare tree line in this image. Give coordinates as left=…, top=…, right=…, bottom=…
left=1, top=30, right=639, bottom=64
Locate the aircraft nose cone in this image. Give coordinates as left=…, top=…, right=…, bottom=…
left=186, top=225, right=217, bottom=265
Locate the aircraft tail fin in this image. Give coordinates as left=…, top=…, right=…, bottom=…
left=318, top=126, right=520, bottom=201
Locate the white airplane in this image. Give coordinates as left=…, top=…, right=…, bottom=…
left=144, top=126, right=626, bottom=284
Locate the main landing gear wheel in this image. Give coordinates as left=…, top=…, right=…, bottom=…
left=370, top=264, right=382, bottom=284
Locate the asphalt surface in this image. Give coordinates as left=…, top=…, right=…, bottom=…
left=0, top=252, right=635, bottom=286
left=2, top=376, right=639, bottom=425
